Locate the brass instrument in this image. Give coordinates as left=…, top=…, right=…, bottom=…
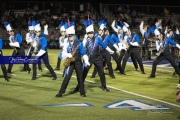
left=156, top=41, right=164, bottom=56
left=33, top=36, right=39, bottom=54
left=125, top=42, right=129, bottom=50
left=64, top=44, right=80, bottom=67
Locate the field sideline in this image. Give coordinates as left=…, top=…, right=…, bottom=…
left=0, top=49, right=180, bottom=120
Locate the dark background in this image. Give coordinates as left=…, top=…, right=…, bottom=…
left=5, top=0, right=180, bottom=6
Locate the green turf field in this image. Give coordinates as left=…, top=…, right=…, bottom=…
left=0, top=49, right=180, bottom=120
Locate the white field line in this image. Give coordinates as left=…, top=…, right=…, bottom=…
left=43, top=69, right=180, bottom=108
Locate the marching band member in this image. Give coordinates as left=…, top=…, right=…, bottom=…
left=4, top=21, right=26, bottom=73
left=25, top=19, right=48, bottom=73
left=111, top=19, right=139, bottom=73
left=70, top=17, right=114, bottom=94
left=0, top=37, right=9, bottom=81
left=55, top=19, right=90, bottom=97
left=31, top=22, right=56, bottom=80
left=121, top=27, right=146, bottom=75
left=92, top=18, right=120, bottom=78
left=148, top=29, right=180, bottom=88
left=54, top=21, right=68, bottom=70
left=139, top=21, right=153, bottom=60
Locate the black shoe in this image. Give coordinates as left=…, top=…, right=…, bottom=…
left=102, top=87, right=110, bottom=92
left=121, top=73, right=126, bottom=75
left=69, top=88, right=79, bottom=94
left=55, top=93, right=62, bottom=97
left=31, top=76, right=37, bottom=80
left=7, top=70, right=11, bottom=73
left=110, top=74, right=115, bottom=78
left=148, top=75, right=155, bottom=78
left=52, top=77, right=57, bottom=80
left=5, top=77, right=10, bottom=82
left=39, top=68, right=43, bottom=72
left=173, top=72, right=177, bottom=76
left=114, top=68, right=119, bottom=71
left=90, top=75, right=95, bottom=78
left=142, top=71, right=146, bottom=74
left=27, top=68, right=31, bottom=73
left=54, top=67, right=60, bottom=70
left=80, top=94, right=87, bottom=97
left=20, top=68, right=26, bottom=72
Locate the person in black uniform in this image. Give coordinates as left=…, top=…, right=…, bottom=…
left=25, top=19, right=48, bottom=73
left=0, top=37, right=9, bottom=81
left=111, top=19, right=139, bottom=73
left=31, top=22, right=56, bottom=80
left=148, top=29, right=180, bottom=88
left=55, top=19, right=90, bottom=97
left=121, top=27, right=146, bottom=75
left=4, top=21, right=26, bottom=73
left=70, top=17, right=114, bottom=94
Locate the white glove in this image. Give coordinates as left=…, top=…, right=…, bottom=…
left=44, top=24, right=48, bottom=35
left=160, top=42, right=164, bottom=46
left=130, top=42, right=139, bottom=46
left=32, top=41, right=37, bottom=47
left=44, top=24, right=48, bottom=29
left=36, top=49, right=46, bottom=56
left=26, top=33, right=33, bottom=44
left=9, top=42, right=20, bottom=48
left=67, top=53, right=72, bottom=58
left=176, top=44, right=180, bottom=49
left=106, top=47, right=114, bottom=54
left=118, top=43, right=122, bottom=50
left=83, top=55, right=90, bottom=66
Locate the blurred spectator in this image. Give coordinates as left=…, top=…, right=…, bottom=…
left=80, top=4, right=84, bottom=13
left=131, top=9, right=137, bottom=18
left=131, top=18, right=137, bottom=28
left=33, top=3, right=39, bottom=12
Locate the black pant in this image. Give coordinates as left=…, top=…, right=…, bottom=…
left=111, top=50, right=122, bottom=72
left=121, top=47, right=145, bottom=74
left=58, top=61, right=85, bottom=95
left=32, top=51, right=56, bottom=78
left=119, top=49, right=138, bottom=71
left=26, top=45, right=42, bottom=70
left=150, top=52, right=180, bottom=76
left=92, top=51, right=120, bottom=76
left=92, top=50, right=114, bottom=76
left=75, top=55, right=107, bottom=90
left=7, top=45, right=26, bottom=72
left=142, top=44, right=151, bottom=61
left=0, top=50, right=8, bottom=79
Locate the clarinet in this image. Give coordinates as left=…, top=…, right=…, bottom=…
left=156, top=35, right=166, bottom=56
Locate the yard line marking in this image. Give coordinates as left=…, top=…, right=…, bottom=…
left=11, top=74, right=16, bottom=76
left=45, top=69, right=180, bottom=108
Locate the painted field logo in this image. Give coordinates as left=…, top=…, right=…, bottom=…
left=104, top=100, right=172, bottom=111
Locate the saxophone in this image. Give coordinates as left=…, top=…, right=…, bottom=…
left=64, top=44, right=80, bottom=67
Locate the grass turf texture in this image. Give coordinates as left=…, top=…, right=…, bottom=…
left=0, top=49, right=180, bottom=120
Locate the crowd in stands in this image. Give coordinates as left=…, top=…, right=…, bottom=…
left=0, top=1, right=180, bottom=49
left=111, top=5, right=180, bottom=30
